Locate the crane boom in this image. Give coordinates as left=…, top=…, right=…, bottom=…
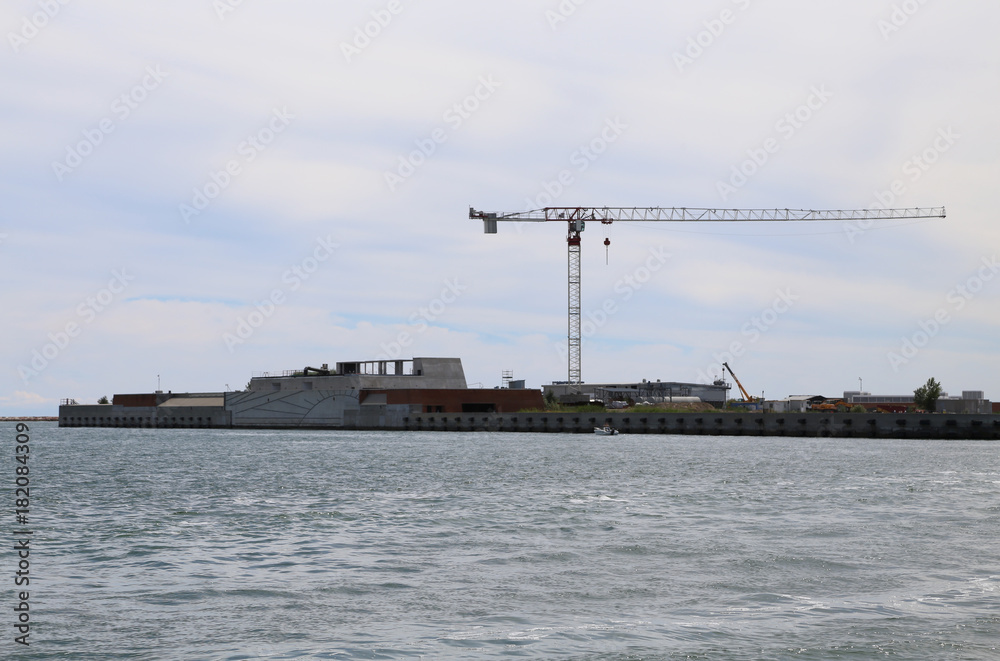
left=471, top=206, right=946, bottom=224
left=471, top=205, right=946, bottom=387
left=723, top=362, right=754, bottom=403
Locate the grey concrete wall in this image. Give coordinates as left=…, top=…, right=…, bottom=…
left=937, top=399, right=993, bottom=414
left=412, top=357, right=467, bottom=388
left=399, top=411, right=1000, bottom=439
left=59, top=404, right=230, bottom=428
left=227, top=389, right=359, bottom=427
left=62, top=403, right=999, bottom=439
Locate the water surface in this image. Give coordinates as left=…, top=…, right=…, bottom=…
left=10, top=424, right=1000, bottom=659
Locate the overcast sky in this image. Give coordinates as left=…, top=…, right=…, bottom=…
left=2, top=1, right=997, bottom=415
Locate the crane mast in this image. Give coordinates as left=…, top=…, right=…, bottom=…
left=471, top=205, right=946, bottom=388
left=567, top=222, right=582, bottom=385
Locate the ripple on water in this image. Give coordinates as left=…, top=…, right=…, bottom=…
left=30, top=427, right=1000, bottom=660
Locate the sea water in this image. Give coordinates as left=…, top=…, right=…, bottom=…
left=6, top=423, right=999, bottom=659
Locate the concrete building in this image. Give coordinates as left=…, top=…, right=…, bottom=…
left=227, top=358, right=542, bottom=428
left=842, top=391, right=912, bottom=412
left=59, top=392, right=229, bottom=428
left=60, top=357, right=544, bottom=429
left=937, top=391, right=992, bottom=414
left=763, top=395, right=825, bottom=413
left=543, top=380, right=729, bottom=409
left=843, top=390, right=992, bottom=414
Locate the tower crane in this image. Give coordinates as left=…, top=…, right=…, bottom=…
left=470, top=205, right=946, bottom=388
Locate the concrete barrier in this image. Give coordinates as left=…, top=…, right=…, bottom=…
left=60, top=405, right=999, bottom=439
left=401, top=411, right=1000, bottom=440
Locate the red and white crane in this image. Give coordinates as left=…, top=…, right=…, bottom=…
left=470, top=205, right=946, bottom=387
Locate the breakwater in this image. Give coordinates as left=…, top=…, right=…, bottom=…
left=58, top=407, right=1000, bottom=439
left=401, top=411, right=1000, bottom=440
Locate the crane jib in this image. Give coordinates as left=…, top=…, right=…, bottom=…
left=470, top=203, right=946, bottom=386
left=470, top=206, right=946, bottom=225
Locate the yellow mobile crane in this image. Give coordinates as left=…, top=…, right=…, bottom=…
left=722, top=362, right=757, bottom=404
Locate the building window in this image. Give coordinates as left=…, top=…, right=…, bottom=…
left=462, top=403, right=496, bottom=413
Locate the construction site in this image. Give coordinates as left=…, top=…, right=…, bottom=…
left=57, top=204, right=997, bottom=437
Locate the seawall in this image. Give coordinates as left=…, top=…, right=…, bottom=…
left=398, top=411, right=1000, bottom=440
left=58, top=406, right=1000, bottom=439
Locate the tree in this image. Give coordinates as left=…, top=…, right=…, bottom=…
left=97, top=395, right=110, bottom=404
left=914, top=378, right=943, bottom=412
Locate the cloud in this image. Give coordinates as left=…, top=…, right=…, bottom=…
left=2, top=1, right=997, bottom=415
left=0, top=391, right=51, bottom=412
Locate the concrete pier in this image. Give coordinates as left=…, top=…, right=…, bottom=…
left=400, top=411, right=1000, bottom=440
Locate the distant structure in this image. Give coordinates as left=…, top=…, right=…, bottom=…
left=763, top=395, right=825, bottom=413
left=543, top=379, right=729, bottom=409
left=59, top=358, right=544, bottom=429
left=60, top=391, right=229, bottom=428
left=844, top=390, right=991, bottom=414
left=763, top=390, right=993, bottom=414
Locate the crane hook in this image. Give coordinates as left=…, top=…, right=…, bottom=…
left=604, top=237, right=611, bottom=265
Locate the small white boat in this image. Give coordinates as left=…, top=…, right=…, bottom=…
left=594, top=426, right=619, bottom=436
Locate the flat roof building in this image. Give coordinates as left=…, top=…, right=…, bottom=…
left=60, top=358, right=545, bottom=429
left=844, top=390, right=991, bottom=414
left=543, top=380, right=730, bottom=409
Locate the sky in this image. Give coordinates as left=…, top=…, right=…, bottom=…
left=1, top=1, right=998, bottom=415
